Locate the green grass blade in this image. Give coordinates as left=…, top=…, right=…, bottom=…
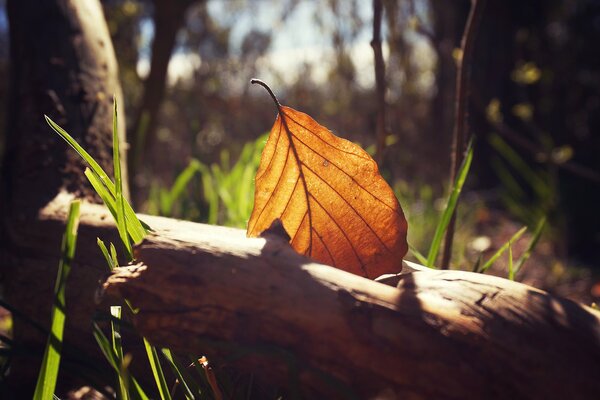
left=507, top=244, right=515, bottom=281
left=514, top=217, right=546, bottom=276
left=161, top=349, right=200, bottom=399
left=33, top=200, right=81, bottom=400
left=408, top=244, right=428, bottom=266
left=489, top=134, right=548, bottom=197
left=46, top=115, right=149, bottom=243
left=167, top=160, right=202, bottom=210
left=93, top=323, right=149, bottom=400
left=97, top=238, right=116, bottom=271
left=159, top=188, right=171, bottom=216
left=112, top=98, right=132, bottom=259
left=426, top=139, right=474, bottom=267
left=85, top=166, right=141, bottom=253
left=479, top=226, right=527, bottom=273
left=143, top=338, right=172, bottom=400
left=46, top=116, right=113, bottom=191
left=109, top=243, right=120, bottom=268
left=199, top=165, right=218, bottom=225
left=111, top=306, right=128, bottom=400
left=471, top=253, right=483, bottom=272
left=85, top=168, right=118, bottom=216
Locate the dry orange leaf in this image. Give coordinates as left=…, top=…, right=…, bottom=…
left=247, top=80, right=408, bottom=278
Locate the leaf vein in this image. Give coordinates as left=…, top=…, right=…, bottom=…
left=308, top=193, right=367, bottom=275
left=248, top=145, right=291, bottom=234
left=301, top=161, right=392, bottom=253
left=287, top=124, right=400, bottom=213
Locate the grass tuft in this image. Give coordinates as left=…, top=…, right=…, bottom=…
left=46, top=114, right=149, bottom=243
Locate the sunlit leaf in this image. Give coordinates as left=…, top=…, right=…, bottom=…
left=247, top=80, right=408, bottom=278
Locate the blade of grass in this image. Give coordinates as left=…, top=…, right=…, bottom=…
left=111, top=306, right=128, bottom=400
left=161, top=348, right=200, bottom=400
left=471, top=253, right=483, bottom=272
left=93, top=322, right=149, bottom=400
left=85, top=167, right=143, bottom=250
left=46, top=116, right=113, bottom=191
left=109, top=243, right=120, bottom=268
left=166, top=160, right=202, bottom=212
left=85, top=168, right=117, bottom=216
left=426, top=139, right=474, bottom=267
left=143, top=338, right=172, bottom=400
left=408, top=244, right=428, bottom=266
left=507, top=244, right=514, bottom=280
left=514, top=217, right=546, bottom=276
left=97, top=238, right=116, bottom=271
left=33, top=200, right=81, bottom=400
left=112, top=98, right=132, bottom=259
left=46, top=115, right=148, bottom=243
left=479, top=226, right=527, bottom=273
left=489, top=134, right=548, bottom=197
left=199, top=166, right=218, bottom=225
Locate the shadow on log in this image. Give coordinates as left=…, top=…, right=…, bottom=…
left=100, top=209, right=600, bottom=399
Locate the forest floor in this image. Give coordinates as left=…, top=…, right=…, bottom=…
left=467, top=209, right=599, bottom=306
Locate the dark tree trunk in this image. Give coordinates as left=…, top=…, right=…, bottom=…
left=429, top=1, right=469, bottom=179
left=128, top=0, right=196, bottom=206
left=0, top=0, right=125, bottom=394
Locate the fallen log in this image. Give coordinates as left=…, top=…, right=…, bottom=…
left=4, top=194, right=600, bottom=397
left=101, top=212, right=600, bottom=400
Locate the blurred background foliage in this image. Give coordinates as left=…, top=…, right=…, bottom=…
left=0, top=0, right=598, bottom=300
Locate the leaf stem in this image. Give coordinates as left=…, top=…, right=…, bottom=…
left=251, top=78, right=281, bottom=109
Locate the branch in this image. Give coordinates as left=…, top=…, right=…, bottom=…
left=441, top=0, right=486, bottom=269
left=371, top=0, right=387, bottom=166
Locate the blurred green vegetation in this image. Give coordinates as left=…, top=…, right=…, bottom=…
left=0, top=0, right=597, bottom=272
left=146, top=133, right=266, bottom=227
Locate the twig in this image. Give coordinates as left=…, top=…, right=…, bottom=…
left=371, top=0, right=387, bottom=166
left=407, top=0, right=436, bottom=43
left=440, top=0, right=486, bottom=269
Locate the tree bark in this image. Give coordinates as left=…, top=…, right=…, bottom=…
left=0, top=0, right=125, bottom=392
left=2, top=191, right=599, bottom=398
left=101, top=213, right=600, bottom=400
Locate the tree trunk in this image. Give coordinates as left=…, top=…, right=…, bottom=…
left=102, top=212, right=600, bottom=400
left=128, top=0, right=195, bottom=206
left=0, top=0, right=125, bottom=393
left=429, top=1, right=469, bottom=179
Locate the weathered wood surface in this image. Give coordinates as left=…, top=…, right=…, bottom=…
left=3, top=193, right=600, bottom=398
left=99, top=207, right=600, bottom=400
